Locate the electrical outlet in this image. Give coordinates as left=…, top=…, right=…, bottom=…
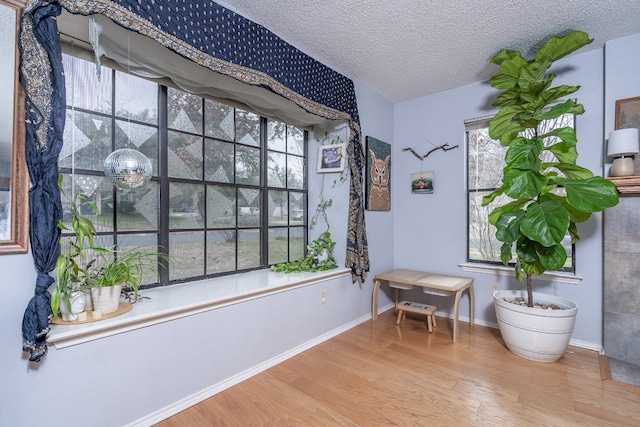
left=491, top=283, right=500, bottom=293
left=320, top=290, right=326, bottom=304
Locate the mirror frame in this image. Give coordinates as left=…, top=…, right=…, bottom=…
left=0, top=0, right=28, bottom=254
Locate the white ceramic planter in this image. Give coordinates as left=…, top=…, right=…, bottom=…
left=493, top=290, right=578, bottom=363
left=90, top=284, right=122, bottom=315
left=59, top=291, right=86, bottom=321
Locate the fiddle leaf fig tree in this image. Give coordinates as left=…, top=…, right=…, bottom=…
left=482, top=30, right=619, bottom=307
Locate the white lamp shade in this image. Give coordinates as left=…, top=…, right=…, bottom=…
left=607, top=128, right=639, bottom=157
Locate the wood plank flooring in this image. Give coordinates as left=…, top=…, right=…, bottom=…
left=156, top=310, right=640, bottom=426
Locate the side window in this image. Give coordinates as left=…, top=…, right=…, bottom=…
left=466, top=113, right=575, bottom=272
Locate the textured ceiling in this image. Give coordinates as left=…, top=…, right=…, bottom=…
left=215, top=0, right=640, bottom=103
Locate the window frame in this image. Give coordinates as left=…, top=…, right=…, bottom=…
left=465, top=114, right=576, bottom=273
left=59, top=52, right=309, bottom=289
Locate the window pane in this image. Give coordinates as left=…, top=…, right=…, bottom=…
left=168, top=88, right=203, bottom=134
left=238, top=188, right=261, bottom=228
left=205, top=99, right=234, bottom=140
left=116, top=183, right=158, bottom=230
left=268, top=227, right=288, bottom=264
left=114, top=233, right=160, bottom=285
left=468, top=190, right=501, bottom=262
left=115, top=119, right=159, bottom=174
left=168, top=131, right=203, bottom=179
left=235, top=110, right=260, bottom=146
left=205, top=139, right=234, bottom=183
left=288, top=192, right=305, bottom=225
left=169, top=231, right=205, bottom=280
left=287, top=155, right=304, bottom=189
left=267, top=120, right=286, bottom=152
left=236, top=145, right=261, bottom=185
left=289, top=227, right=305, bottom=261
left=169, top=183, right=204, bottom=229
left=61, top=111, right=113, bottom=171
left=207, top=230, right=236, bottom=274
left=467, top=127, right=507, bottom=190
left=268, top=151, right=286, bottom=188
left=115, top=71, right=158, bottom=124
left=268, top=190, right=287, bottom=226
left=63, top=54, right=112, bottom=114
left=237, top=229, right=260, bottom=269
left=287, top=126, right=304, bottom=155
left=207, top=185, right=236, bottom=228
left=60, top=174, right=114, bottom=232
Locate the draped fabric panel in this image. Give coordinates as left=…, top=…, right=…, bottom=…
left=20, top=0, right=369, bottom=360
left=19, top=1, right=65, bottom=362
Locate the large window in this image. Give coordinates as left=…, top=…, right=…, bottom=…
left=466, top=113, right=575, bottom=272
left=60, top=52, right=307, bottom=287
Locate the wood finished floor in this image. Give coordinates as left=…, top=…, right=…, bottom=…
left=156, top=310, right=640, bottom=426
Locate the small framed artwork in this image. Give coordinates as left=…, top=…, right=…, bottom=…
left=411, top=172, right=434, bottom=194
left=317, top=144, right=346, bottom=173
left=615, top=96, right=640, bottom=130
left=365, top=136, right=391, bottom=210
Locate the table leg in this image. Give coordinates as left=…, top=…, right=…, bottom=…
left=468, top=284, right=474, bottom=326
left=372, top=279, right=381, bottom=320
left=453, top=290, right=462, bottom=342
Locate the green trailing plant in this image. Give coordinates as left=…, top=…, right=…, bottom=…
left=270, top=231, right=337, bottom=273
left=51, top=177, right=167, bottom=316
left=482, top=30, right=619, bottom=307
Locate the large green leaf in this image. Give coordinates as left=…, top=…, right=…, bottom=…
left=535, top=85, right=580, bottom=109
left=542, top=126, right=578, bottom=147
left=489, top=106, right=521, bottom=140
left=535, top=31, right=593, bottom=62
left=493, top=88, right=522, bottom=107
left=481, top=187, right=504, bottom=206
left=536, top=99, right=581, bottom=121
left=536, top=242, right=567, bottom=270
left=545, top=163, right=593, bottom=180
left=544, top=193, right=592, bottom=223
left=516, top=236, right=537, bottom=262
left=502, top=168, right=547, bottom=199
left=490, top=54, right=529, bottom=89
left=546, top=142, right=578, bottom=163
left=520, top=199, right=570, bottom=246
left=488, top=198, right=528, bottom=225
left=496, top=210, right=525, bottom=243
left=563, top=177, right=620, bottom=212
left=505, top=139, right=543, bottom=170
left=501, top=242, right=514, bottom=266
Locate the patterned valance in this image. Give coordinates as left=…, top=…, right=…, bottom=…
left=20, top=0, right=369, bottom=362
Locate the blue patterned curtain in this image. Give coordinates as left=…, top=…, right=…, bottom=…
left=20, top=0, right=369, bottom=361
left=20, top=1, right=65, bottom=362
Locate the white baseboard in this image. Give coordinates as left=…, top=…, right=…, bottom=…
left=126, top=313, right=373, bottom=427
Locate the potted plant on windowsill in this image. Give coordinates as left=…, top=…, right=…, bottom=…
left=51, top=178, right=166, bottom=318
left=482, top=30, right=619, bottom=362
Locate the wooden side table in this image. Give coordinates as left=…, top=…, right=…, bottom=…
left=372, top=269, right=474, bottom=342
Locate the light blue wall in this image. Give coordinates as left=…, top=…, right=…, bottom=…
left=393, top=47, right=607, bottom=346
left=0, top=83, right=394, bottom=426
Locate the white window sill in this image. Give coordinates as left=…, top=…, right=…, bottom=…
left=458, top=262, right=582, bottom=285
left=48, top=267, right=351, bottom=349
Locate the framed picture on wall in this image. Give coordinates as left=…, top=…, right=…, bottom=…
left=317, top=144, right=346, bottom=173
left=411, top=172, right=434, bottom=194
left=365, top=136, right=391, bottom=211
left=615, top=96, right=640, bottom=129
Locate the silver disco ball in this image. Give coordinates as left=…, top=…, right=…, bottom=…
left=103, top=149, right=152, bottom=189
